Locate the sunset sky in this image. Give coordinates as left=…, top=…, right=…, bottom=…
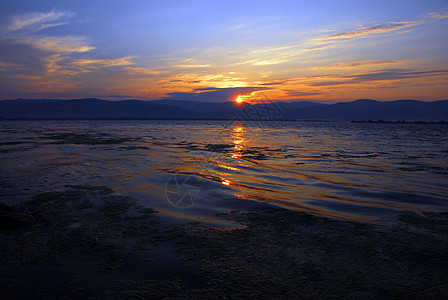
left=1, top=0, right=447, bottom=102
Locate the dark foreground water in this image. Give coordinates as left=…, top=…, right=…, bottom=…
left=1, top=120, right=447, bottom=224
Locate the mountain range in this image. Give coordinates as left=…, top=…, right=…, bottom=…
left=0, top=98, right=447, bottom=121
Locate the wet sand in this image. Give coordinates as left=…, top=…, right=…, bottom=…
left=1, top=185, right=447, bottom=299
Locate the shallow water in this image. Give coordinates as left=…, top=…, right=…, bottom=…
left=0, top=120, right=447, bottom=223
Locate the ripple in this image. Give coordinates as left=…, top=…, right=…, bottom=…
left=1, top=120, right=447, bottom=224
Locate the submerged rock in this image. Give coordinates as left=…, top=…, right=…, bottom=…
left=205, top=144, right=234, bottom=152
left=0, top=215, right=29, bottom=230
left=0, top=203, right=33, bottom=230
left=40, top=132, right=139, bottom=145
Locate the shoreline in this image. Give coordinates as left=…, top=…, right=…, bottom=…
left=1, top=185, right=447, bottom=298
left=352, top=120, right=448, bottom=125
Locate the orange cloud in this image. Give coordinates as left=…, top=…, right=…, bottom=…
left=69, top=57, right=134, bottom=68
left=173, top=64, right=211, bottom=68
left=20, top=36, right=95, bottom=53
left=311, top=60, right=408, bottom=70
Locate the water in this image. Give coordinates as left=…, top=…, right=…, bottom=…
left=1, top=120, right=447, bottom=224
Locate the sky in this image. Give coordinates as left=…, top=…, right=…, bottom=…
left=0, top=0, right=447, bottom=103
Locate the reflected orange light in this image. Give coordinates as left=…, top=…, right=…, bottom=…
left=231, top=154, right=241, bottom=159
left=221, top=179, right=232, bottom=186
left=217, top=164, right=239, bottom=171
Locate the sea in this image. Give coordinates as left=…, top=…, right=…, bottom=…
left=1, top=120, right=447, bottom=224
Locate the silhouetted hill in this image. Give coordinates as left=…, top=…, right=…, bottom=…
left=0, top=98, right=202, bottom=119
left=147, top=99, right=324, bottom=119
left=150, top=100, right=250, bottom=118
left=275, top=101, right=327, bottom=110
left=282, top=99, right=448, bottom=121
left=0, top=98, right=446, bottom=121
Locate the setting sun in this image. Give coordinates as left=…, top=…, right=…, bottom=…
left=235, top=96, right=243, bottom=103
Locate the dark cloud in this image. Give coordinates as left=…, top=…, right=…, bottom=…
left=309, top=81, right=349, bottom=87
left=349, top=69, right=445, bottom=82
left=319, top=21, right=419, bottom=41
left=193, top=87, right=218, bottom=91
left=104, top=94, right=138, bottom=99
left=0, top=91, right=82, bottom=99
left=164, top=87, right=268, bottom=102
left=309, top=69, right=448, bottom=86
left=260, top=81, right=285, bottom=86
left=286, top=91, right=322, bottom=97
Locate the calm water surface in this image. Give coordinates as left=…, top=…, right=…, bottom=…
left=1, top=120, right=447, bottom=224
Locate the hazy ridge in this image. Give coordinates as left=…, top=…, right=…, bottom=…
left=0, top=98, right=447, bottom=121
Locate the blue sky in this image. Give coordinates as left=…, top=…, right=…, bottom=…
left=0, top=0, right=447, bottom=102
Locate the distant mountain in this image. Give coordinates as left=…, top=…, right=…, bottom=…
left=0, top=98, right=202, bottom=120
left=0, top=98, right=446, bottom=121
left=281, top=99, right=448, bottom=121
left=274, top=101, right=327, bottom=110
left=151, top=99, right=325, bottom=119
left=150, top=100, right=249, bottom=119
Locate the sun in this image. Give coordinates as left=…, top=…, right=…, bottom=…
left=235, top=96, right=243, bottom=103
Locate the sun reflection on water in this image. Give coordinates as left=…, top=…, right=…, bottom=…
left=221, top=179, right=232, bottom=186
left=4, top=120, right=445, bottom=225
left=217, top=164, right=239, bottom=171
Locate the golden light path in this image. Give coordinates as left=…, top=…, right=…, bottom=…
left=220, top=123, right=246, bottom=187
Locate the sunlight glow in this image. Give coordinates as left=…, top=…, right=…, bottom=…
left=235, top=96, right=243, bottom=103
